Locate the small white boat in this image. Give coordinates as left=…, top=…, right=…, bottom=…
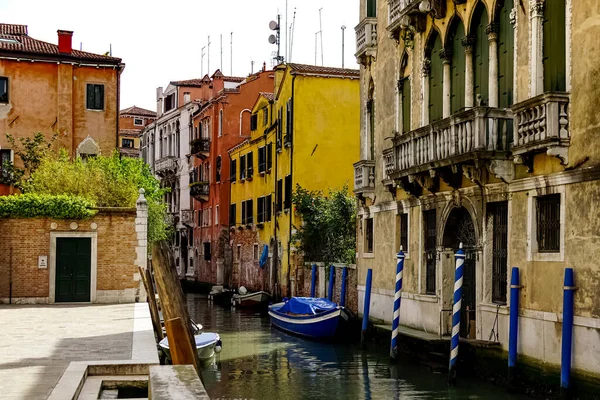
left=159, top=332, right=222, bottom=361
left=231, top=291, right=271, bottom=308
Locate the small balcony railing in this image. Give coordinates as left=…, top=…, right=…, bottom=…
left=512, top=92, right=570, bottom=164
left=190, top=138, right=210, bottom=156
left=355, top=18, right=377, bottom=63
left=155, top=156, right=178, bottom=177
left=354, top=160, right=375, bottom=194
left=388, top=0, right=419, bottom=30
left=390, top=107, right=513, bottom=178
left=190, top=182, right=209, bottom=201
left=383, top=148, right=395, bottom=183
left=181, top=209, right=194, bottom=225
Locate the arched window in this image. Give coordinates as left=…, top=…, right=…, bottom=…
left=498, top=0, right=515, bottom=108
left=472, top=2, right=490, bottom=105
left=449, top=18, right=466, bottom=114
left=543, top=0, right=566, bottom=92
left=399, top=53, right=411, bottom=133
left=367, top=0, right=376, bottom=18
left=428, top=30, right=443, bottom=123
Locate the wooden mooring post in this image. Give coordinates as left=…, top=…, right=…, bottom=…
left=152, top=241, right=200, bottom=371
left=138, top=266, right=163, bottom=341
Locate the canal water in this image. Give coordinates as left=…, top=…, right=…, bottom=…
left=187, top=294, right=526, bottom=400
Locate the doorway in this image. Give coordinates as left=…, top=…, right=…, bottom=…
left=55, top=238, right=92, bottom=302
left=443, top=207, right=477, bottom=338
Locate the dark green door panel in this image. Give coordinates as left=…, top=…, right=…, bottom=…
left=401, top=77, right=411, bottom=132
left=56, top=238, right=91, bottom=302
left=429, top=32, right=444, bottom=123
left=498, top=0, right=514, bottom=108
left=543, top=0, right=566, bottom=92
left=472, top=3, right=489, bottom=104
left=450, top=20, right=466, bottom=114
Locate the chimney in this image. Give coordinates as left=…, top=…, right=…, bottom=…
left=57, top=30, right=73, bottom=54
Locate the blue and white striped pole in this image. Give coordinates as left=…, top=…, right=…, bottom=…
left=448, top=243, right=465, bottom=385
left=390, top=246, right=405, bottom=359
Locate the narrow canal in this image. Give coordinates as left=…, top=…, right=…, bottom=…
left=187, top=293, right=525, bottom=400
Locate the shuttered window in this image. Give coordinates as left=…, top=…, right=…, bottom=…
left=229, top=204, right=236, bottom=226
left=401, top=77, right=411, bottom=133
left=429, top=33, right=443, bottom=123
left=543, top=0, right=566, bottom=92
left=230, top=159, right=237, bottom=182
left=86, top=84, right=104, bottom=110
left=284, top=175, right=292, bottom=210
left=367, top=0, right=376, bottom=18
left=267, top=143, right=273, bottom=170
left=250, top=114, right=258, bottom=131
left=365, top=218, right=374, bottom=253
left=450, top=20, right=466, bottom=114
left=276, top=179, right=283, bottom=212
left=498, top=0, right=515, bottom=108
left=472, top=3, right=490, bottom=105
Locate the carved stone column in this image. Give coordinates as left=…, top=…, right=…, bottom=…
left=530, top=0, right=545, bottom=97
left=440, top=48, right=452, bottom=118
left=486, top=23, right=499, bottom=108
left=422, top=59, right=431, bottom=126
left=462, top=36, right=476, bottom=108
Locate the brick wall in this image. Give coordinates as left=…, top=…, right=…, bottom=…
left=296, top=263, right=359, bottom=315
left=0, top=206, right=146, bottom=304
left=231, top=227, right=270, bottom=292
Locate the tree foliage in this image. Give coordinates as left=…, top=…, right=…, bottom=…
left=0, top=132, right=58, bottom=188
left=291, top=184, right=356, bottom=265
left=0, top=193, right=96, bottom=219
left=23, top=150, right=171, bottom=244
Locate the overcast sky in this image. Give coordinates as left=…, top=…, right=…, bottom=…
left=1, top=0, right=360, bottom=111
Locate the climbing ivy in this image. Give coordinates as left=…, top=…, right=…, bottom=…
left=0, top=193, right=96, bottom=219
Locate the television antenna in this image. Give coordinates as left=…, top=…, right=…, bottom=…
left=268, top=16, right=284, bottom=65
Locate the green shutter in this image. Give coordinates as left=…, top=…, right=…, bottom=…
left=473, top=3, right=489, bottom=105
left=367, top=0, right=376, bottom=17
left=450, top=21, right=466, bottom=114
left=429, top=33, right=443, bottom=122
left=543, top=0, right=566, bottom=92
left=86, top=84, right=94, bottom=109
left=499, top=0, right=515, bottom=108
left=401, top=78, right=411, bottom=132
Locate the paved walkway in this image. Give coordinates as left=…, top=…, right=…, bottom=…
left=0, top=303, right=157, bottom=400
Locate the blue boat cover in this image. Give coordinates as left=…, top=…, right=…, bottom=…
left=278, top=297, right=337, bottom=315
left=259, top=245, right=269, bottom=268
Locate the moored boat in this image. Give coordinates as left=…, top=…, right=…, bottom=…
left=208, top=286, right=235, bottom=306
left=159, top=332, right=222, bottom=361
left=268, top=297, right=350, bottom=339
left=231, top=290, right=271, bottom=308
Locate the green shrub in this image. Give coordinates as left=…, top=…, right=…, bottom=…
left=0, top=193, right=96, bottom=219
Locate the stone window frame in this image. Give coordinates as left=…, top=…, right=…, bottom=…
left=363, top=216, right=375, bottom=258
left=396, top=207, right=411, bottom=260
left=85, top=83, right=105, bottom=111
left=527, top=185, right=566, bottom=263
left=0, top=76, right=8, bottom=103
left=134, top=117, right=144, bottom=126
left=48, top=231, right=98, bottom=304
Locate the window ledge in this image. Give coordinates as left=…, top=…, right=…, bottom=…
left=532, top=252, right=564, bottom=262
left=86, top=109, right=105, bottom=112
left=401, top=293, right=438, bottom=303
left=363, top=252, right=375, bottom=259
left=480, top=302, right=510, bottom=315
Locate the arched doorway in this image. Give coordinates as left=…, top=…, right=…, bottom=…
left=443, top=207, right=477, bottom=338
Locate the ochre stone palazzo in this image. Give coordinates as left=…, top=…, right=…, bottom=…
left=355, top=0, right=600, bottom=379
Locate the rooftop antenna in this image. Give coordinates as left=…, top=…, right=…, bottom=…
left=319, top=8, right=324, bottom=66
left=201, top=46, right=206, bottom=76
left=220, top=34, right=223, bottom=72
left=314, top=32, right=318, bottom=65
left=207, top=35, right=211, bottom=74
left=268, top=16, right=284, bottom=65
left=109, top=43, right=112, bottom=57
left=230, top=32, right=233, bottom=76
left=251, top=60, right=255, bottom=74
left=341, top=25, right=346, bottom=68
left=285, top=0, right=289, bottom=62
left=79, top=42, right=82, bottom=51
left=289, top=8, right=297, bottom=62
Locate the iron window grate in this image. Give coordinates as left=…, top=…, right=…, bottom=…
left=537, top=194, right=560, bottom=253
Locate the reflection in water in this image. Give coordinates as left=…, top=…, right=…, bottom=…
left=187, top=294, right=526, bottom=400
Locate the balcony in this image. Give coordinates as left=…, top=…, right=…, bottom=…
left=355, top=18, right=377, bottom=64
left=155, top=156, right=178, bottom=177
left=388, top=108, right=513, bottom=191
left=190, top=182, right=209, bottom=202
left=512, top=92, right=570, bottom=167
left=181, top=209, right=194, bottom=226
left=383, top=148, right=395, bottom=184
left=354, top=160, right=375, bottom=199
left=190, top=138, right=210, bottom=159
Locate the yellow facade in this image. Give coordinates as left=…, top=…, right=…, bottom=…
left=229, top=64, right=360, bottom=297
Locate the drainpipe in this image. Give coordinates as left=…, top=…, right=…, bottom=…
left=287, top=74, right=297, bottom=298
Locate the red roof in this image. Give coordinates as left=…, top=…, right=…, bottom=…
left=259, top=92, right=274, bottom=102
left=171, top=72, right=244, bottom=87
left=119, top=129, right=143, bottom=138
left=120, top=105, right=157, bottom=117
left=287, top=63, right=359, bottom=78
left=0, top=23, right=122, bottom=63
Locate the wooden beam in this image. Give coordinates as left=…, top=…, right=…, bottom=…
left=139, top=266, right=164, bottom=341
left=165, top=317, right=197, bottom=366
left=152, top=241, right=200, bottom=371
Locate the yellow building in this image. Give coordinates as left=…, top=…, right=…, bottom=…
left=228, top=64, right=360, bottom=297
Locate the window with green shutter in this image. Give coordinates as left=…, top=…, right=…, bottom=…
left=472, top=3, right=489, bottom=105
left=450, top=19, right=466, bottom=114
left=498, top=0, right=514, bottom=108
left=428, top=32, right=443, bottom=123
left=367, top=0, right=376, bottom=18
left=86, top=84, right=104, bottom=110
left=543, top=0, right=566, bottom=92
left=401, top=77, right=411, bottom=133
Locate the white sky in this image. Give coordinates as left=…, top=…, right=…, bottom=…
left=1, top=0, right=360, bottom=111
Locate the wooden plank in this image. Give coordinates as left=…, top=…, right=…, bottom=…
left=164, top=317, right=197, bottom=366
left=139, top=266, right=163, bottom=341
left=151, top=241, right=200, bottom=371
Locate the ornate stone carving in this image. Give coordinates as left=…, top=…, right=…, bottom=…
left=461, top=36, right=476, bottom=54
left=509, top=7, right=517, bottom=25
left=462, top=164, right=489, bottom=186
left=530, top=0, right=544, bottom=18
left=547, top=146, right=569, bottom=166
left=486, top=23, right=499, bottom=42
left=513, top=154, right=533, bottom=172
left=439, top=47, right=452, bottom=64
left=422, top=58, right=431, bottom=77
left=488, top=160, right=515, bottom=183
left=451, top=190, right=461, bottom=208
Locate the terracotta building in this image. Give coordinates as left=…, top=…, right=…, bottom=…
left=0, top=23, right=124, bottom=168
left=119, top=106, right=156, bottom=157
left=189, top=68, right=273, bottom=285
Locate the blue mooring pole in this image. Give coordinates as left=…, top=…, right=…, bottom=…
left=328, top=266, right=335, bottom=301
left=508, top=267, right=520, bottom=387
left=340, top=267, right=348, bottom=307
left=448, top=243, right=465, bottom=385
left=561, top=268, right=575, bottom=397
left=310, top=264, right=317, bottom=298
left=390, top=247, right=405, bottom=359
left=361, top=268, right=373, bottom=345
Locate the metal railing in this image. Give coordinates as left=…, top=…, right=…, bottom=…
left=155, top=156, right=178, bottom=175
left=190, top=182, right=209, bottom=199
left=190, top=138, right=210, bottom=155
left=181, top=209, right=194, bottom=225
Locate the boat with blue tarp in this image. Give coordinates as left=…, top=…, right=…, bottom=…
left=268, top=297, right=350, bottom=339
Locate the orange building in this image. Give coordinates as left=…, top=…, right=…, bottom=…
left=190, top=67, right=274, bottom=285
left=0, top=23, right=124, bottom=170
left=119, top=106, right=156, bottom=157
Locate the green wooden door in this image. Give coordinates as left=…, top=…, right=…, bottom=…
left=472, top=3, right=489, bottom=105
left=543, top=0, right=566, bottom=92
left=401, top=77, right=411, bottom=132
left=56, top=238, right=91, bottom=302
left=450, top=20, right=466, bottom=114
left=499, top=0, right=515, bottom=108
left=429, top=33, right=444, bottom=123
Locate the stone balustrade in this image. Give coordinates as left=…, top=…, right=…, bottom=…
left=355, top=18, right=377, bottom=62
left=155, top=156, right=178, bottom=176
left=353, top=160, right=376, bottom=194
left=383, top=148, right=395, bottom=182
